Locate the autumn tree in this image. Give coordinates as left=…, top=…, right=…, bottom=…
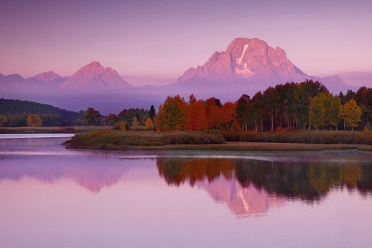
left=82, top=107, right=101, bottom=126
left=132, top=116, right=140, bottom=127
left=155, top=95, right=188, bottom=132
left=113, top=120, right=127, bottom=131
left=309, top=94, right=326, bottom=130
left=27, top=114, right=42, bottom=127
left=205, top=99, right=222, bottom=130
left=309, top=93, right=341, bottom=130
left=185, top=95, right=208, bottom=131
left=145, top=118, right=154, bottom=129
left=118, top=108, right=149, bottom=126
left=340, top=99, right=362, bottom=130
left=0, top=115, right=7, bottom=127
left=220, top=102, right=238, bottom=131
left=328, top=94, right=342, bottom=129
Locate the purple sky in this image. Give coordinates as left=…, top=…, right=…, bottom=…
left=0, top=0, right=371, bottom=86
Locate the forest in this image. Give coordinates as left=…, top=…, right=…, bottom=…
left=1, top=80, right=371, bottom=132
left=155, top=80, right=372, bottom=132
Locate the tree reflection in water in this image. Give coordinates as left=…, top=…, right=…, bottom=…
left=157, top=158, right=372, bottom=202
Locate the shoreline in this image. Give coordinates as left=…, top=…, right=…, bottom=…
left=0, top=126, right=111, bottom=134
left=64, top=141, right=372, bottom=152
left=61, top=129, right=372, bottom=152
left=2, top=128, right=371, bottom=152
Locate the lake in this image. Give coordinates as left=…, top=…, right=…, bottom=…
left=1, top=134, right=372, bottom=248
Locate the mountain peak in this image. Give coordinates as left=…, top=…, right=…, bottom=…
left=177, top=37, right=308, bottom=85
left=86, top=61, right=102, bottom=68
left=60, top=61, right=131, bottom=90
left=31, top=71, right=61, bottom=82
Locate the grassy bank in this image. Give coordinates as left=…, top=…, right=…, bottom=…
left=218, top=130, right=372, bottom=145
left=63, top=129, right=372, bottom=151
left=63, top=130, right=225, bottom=149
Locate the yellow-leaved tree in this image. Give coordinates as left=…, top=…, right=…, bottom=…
left=339, top=98, right=362, bottom=130
left=27, top=114, right=42, bottom=127
left=155, top=95, right=188, bottom=132
left=132, top=117, right=140, bottom=127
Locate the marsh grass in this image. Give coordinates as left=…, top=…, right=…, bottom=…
left=63, top=129, right=372, bottom=151
left=63, top=130, right=225, bottom=149
left=218, top=130, right=372, bottom=145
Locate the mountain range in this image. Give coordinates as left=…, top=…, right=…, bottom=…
left=0, top=37, right=355, bottom=113
left=0, top=61, right=131, bottom=92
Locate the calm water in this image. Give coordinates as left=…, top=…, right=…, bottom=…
left=1, top=134, right=372, bottom=248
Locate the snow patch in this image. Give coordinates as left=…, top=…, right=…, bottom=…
left=235, top=44, right=253, bottom=78
left=236, top=67, right=254, bottom=78
left=237, top=43, right=249, bottom=65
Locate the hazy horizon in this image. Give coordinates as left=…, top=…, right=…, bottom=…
left=1, top=0, right=372, bottom=86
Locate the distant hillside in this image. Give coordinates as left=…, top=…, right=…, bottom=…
left=0, top=98, right=78, bottom=115
left=0, top=98, right=83, bottom=127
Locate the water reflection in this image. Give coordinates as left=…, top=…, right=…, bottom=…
left=157, top=158, right=372, bottom=202
left=2, top=136, right=372, bottom=247
left=2, top=154, right=372, bottom=212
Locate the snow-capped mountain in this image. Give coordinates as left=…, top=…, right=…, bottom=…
left=175, top=37, right=347, bottom=93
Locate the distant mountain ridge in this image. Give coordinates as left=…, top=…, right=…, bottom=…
left=0, top=98, right=79, bottom=116
left=0, top=61, right=132, bottom=92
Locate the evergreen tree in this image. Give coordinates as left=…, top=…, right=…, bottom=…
left=149, top=105, right=156, bottom=123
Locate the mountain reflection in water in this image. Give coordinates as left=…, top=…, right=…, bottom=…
left=1, top=154, right=372, bottom=217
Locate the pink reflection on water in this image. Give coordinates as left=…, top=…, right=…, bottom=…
left=197, top=177, right=285, bottom=217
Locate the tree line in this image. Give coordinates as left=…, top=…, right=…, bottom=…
left=155, top=80, right=371, bottom=132
left=0, top=99, right=84, bottom=127
left=82, top=106, right=156, bottom=130
left=2, top=80, right=371, bottom=131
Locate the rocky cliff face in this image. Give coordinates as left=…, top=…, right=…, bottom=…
left=178, top=37, right=308, bottom=85
left=60, top=61, right=131, bottom=90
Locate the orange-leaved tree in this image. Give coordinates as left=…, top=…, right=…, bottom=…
left=185, top=95, right=208, bottom=131
left=205, top=98, right=222, bottom=130
left=145, top=118, right=154, bottom=129
left=220, top=102, right=238, bottom=131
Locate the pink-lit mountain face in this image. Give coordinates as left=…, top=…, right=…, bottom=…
left=30, top=71, right=61, bottom=83
left=176, top=37, right=346, bottom=93
left=60, top=61, right=131, bottom=90
left=196, top=177, right=284, bottom=217
left=179, top=38, right=306, bottom=83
